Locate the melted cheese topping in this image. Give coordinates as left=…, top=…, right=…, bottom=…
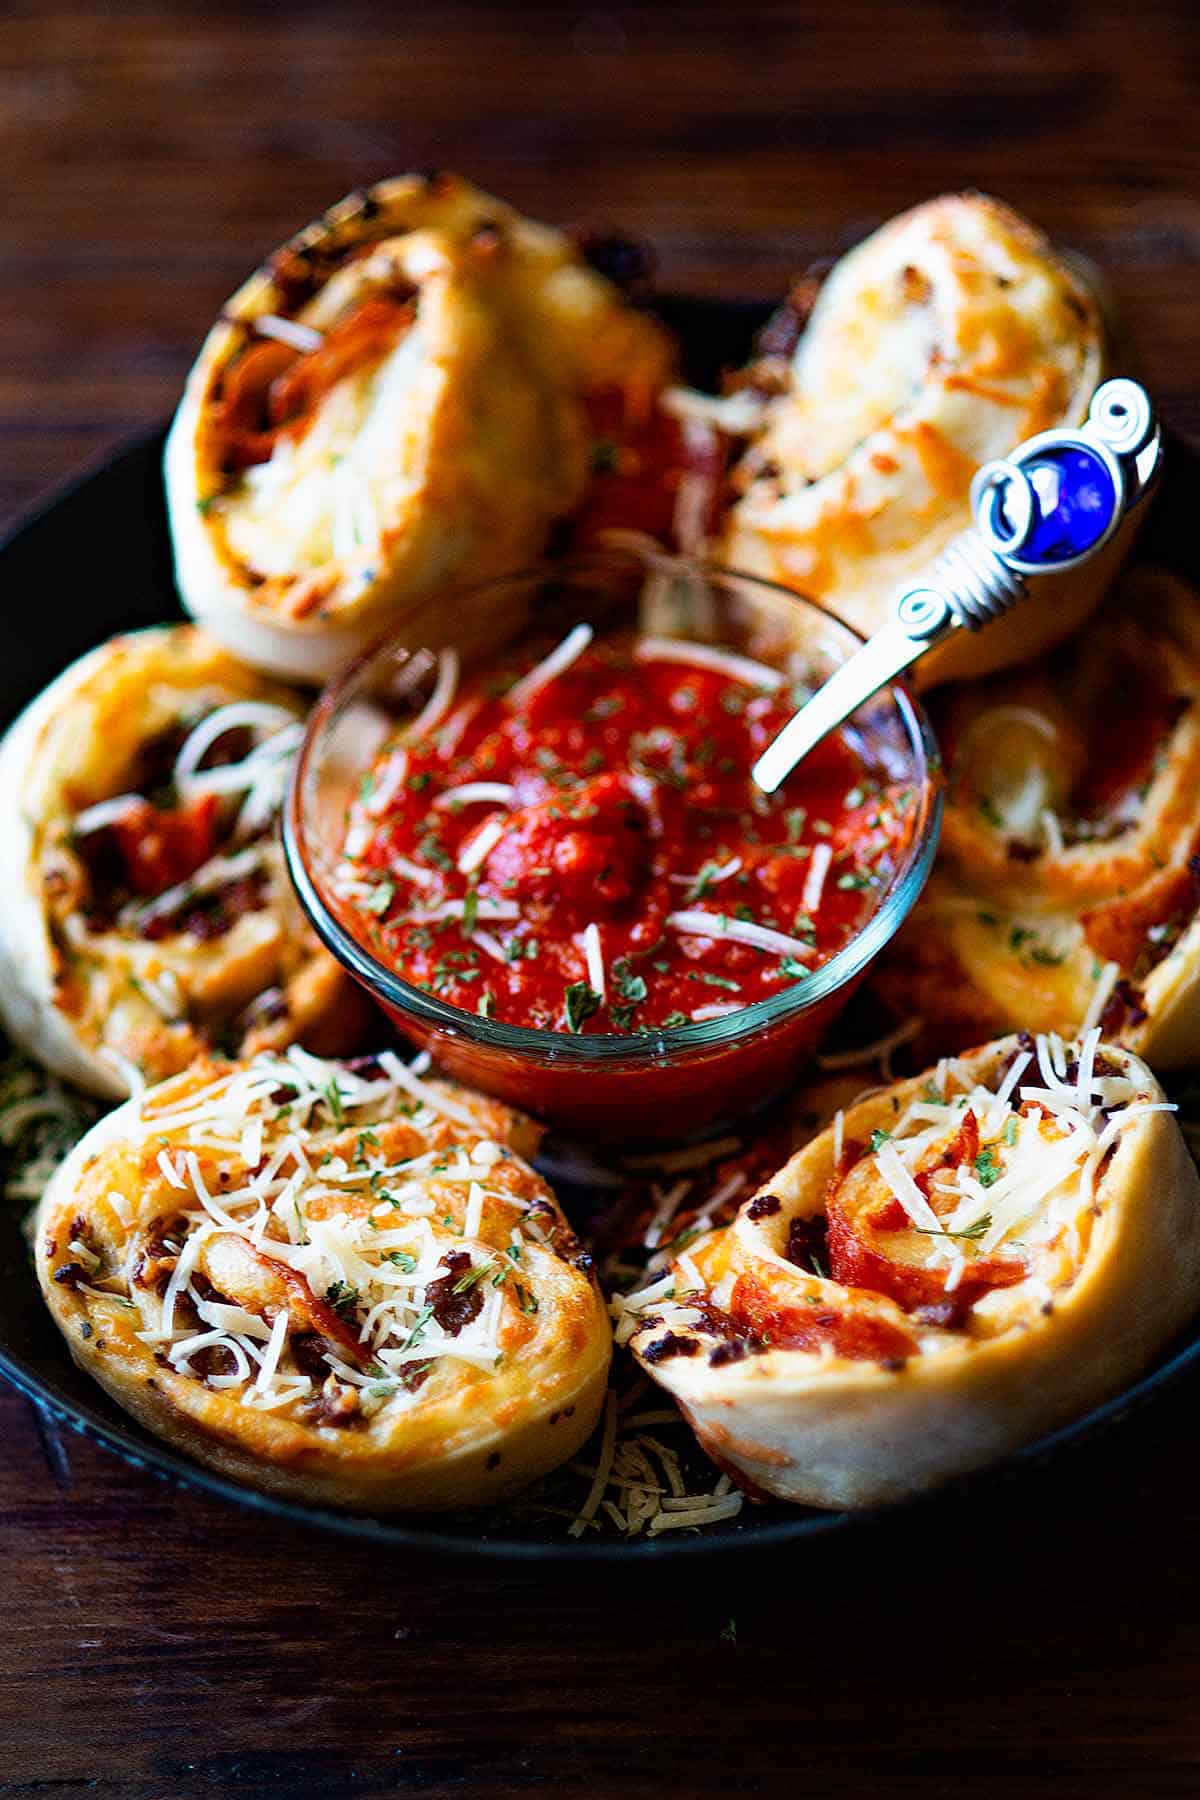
left=0, top=627, right=364, bottom=1096
left=222, top=324, right=429, bottom=581
left=853, top=1031, right=1158, bottom=1292
left=53, top=700, right=315, bottom=1064
left=167, top=174, right=676, bottom=677
left=63, top=1048, right=578, bottom=1420
left=720, top=194, right=1105, bottom=680
left=885, top=571, right=1200, bottom=1063
left=634, top=1032, right=1171, bottom=1376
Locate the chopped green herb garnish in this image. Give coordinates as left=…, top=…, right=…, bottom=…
left=564, top=981, right=602, bottom=1033
left=974, top=1147, right=1001, bottom=1188
left=405, top=1302, right=435, bottom=1348
left=687, top=860, right=725, bottom=902
left=324, top=1280, right=359, bottom=1321
left=913, top=1214, right=992, bottom=1242
left=417, top=832, right=452, bottom=871
left=452, top=1261, right=493, bottom=1294
left=364, top=879, right=394, bottom=916
left=613, top=959, right=648, bottom=1004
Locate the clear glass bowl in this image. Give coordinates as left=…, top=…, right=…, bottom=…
left=284, top=550, right=942, bottom=1141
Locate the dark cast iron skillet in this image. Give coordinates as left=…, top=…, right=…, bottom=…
left=2, top=298, right=1199, bottom=1562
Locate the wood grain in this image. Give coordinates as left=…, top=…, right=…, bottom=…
left=5, top=1368, right=1200, bottom=1799
left=3, top=0, right=1200, bottom=531
left=3, top=3, right=1200, bottom=1794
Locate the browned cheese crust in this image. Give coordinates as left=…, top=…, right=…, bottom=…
left=628, top=1034, right=1200, bottom=1508
left=873, top=568, right=1200, bottom=1069
left=36, top=1051, right=611, bottom=1510
left=166, top=172, right=675, bottom=681
left=0, top=625, right=371, bottom=1097
left=720, top=193, right=1111, bottom=686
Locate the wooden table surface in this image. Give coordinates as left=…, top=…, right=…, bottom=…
left=3, top=3, right=1200, bottom=1794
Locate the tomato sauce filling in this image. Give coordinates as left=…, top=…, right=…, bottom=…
left=728, top=1269, right=917, bottom=1362
left=211, top=292, right=416, bottom=474
left=705, top=1115, right=1032, bottom=1364
left=1065, top=652, right=1187, bottom=832
left=568, top=389, right=730, bottom=552
left=337, top=631, right=916, bottom=1034
left=821, top=1114, right=1026, bottom=1329
left=941, top=646, right=1189, bottom=850
left=70, top=720, right=273, bottom=942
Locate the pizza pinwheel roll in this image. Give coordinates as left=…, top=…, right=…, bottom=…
left=0, top=626, right=370, bottom=1099
left=166, top=172, right=675, bottom=681
left=36, top=1049, right=611, bottom=1510
left=875, top=568, right=1200, bottom=1068
left=627, top=1032, right=1200, bottom=1508
left=720, top=194, right=1110, bottom=685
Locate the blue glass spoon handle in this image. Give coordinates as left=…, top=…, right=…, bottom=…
left=752, top=378, right=1162, bottom=794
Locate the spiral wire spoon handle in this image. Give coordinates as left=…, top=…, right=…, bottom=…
left=751, top=379, right=1163, bottom=794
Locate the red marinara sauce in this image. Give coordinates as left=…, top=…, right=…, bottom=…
left=336, top=630, right=917, bottom=1034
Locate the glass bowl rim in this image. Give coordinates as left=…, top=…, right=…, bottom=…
left=283, top=552, right=944, bottom=1067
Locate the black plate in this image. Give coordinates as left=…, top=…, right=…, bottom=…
left=3, top=298, right=1200, bottom=1561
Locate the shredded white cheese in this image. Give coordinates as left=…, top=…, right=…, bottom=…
left=506, top=623, right=594, bottom=710
left=660, top=385, right=767, bottom=435
left=407, top=649, right=459, bottom=741
left=874, top=1140, right=943, bottom=1232
left=815, top=1016, right=924, bottom=1072
left=581, top=922, right=606, bottom=1001
left=253, top=313, right=324, bottom=354
left=801, top=842, right=834, bottom=917
left=405, top=898, right=519, bottom=926
left=433, top=782, right=517, bottom=811
left=633, top=637, right=785, bottom=691
left=666, top=910, right=816, bottom=962
left=456, top=816, right=507, bottom=876
left=1081, top=960, right=1121, bottom=1036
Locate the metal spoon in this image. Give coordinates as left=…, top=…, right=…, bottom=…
left=751, top=378, right=1163, bottom=794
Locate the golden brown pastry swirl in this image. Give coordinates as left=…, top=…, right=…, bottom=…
left=36, top=1050, right=611, bottom=1509
left=629, top=1033, right=1200, bottom=1507
left=875, top=568, right=1200, bottom=1067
